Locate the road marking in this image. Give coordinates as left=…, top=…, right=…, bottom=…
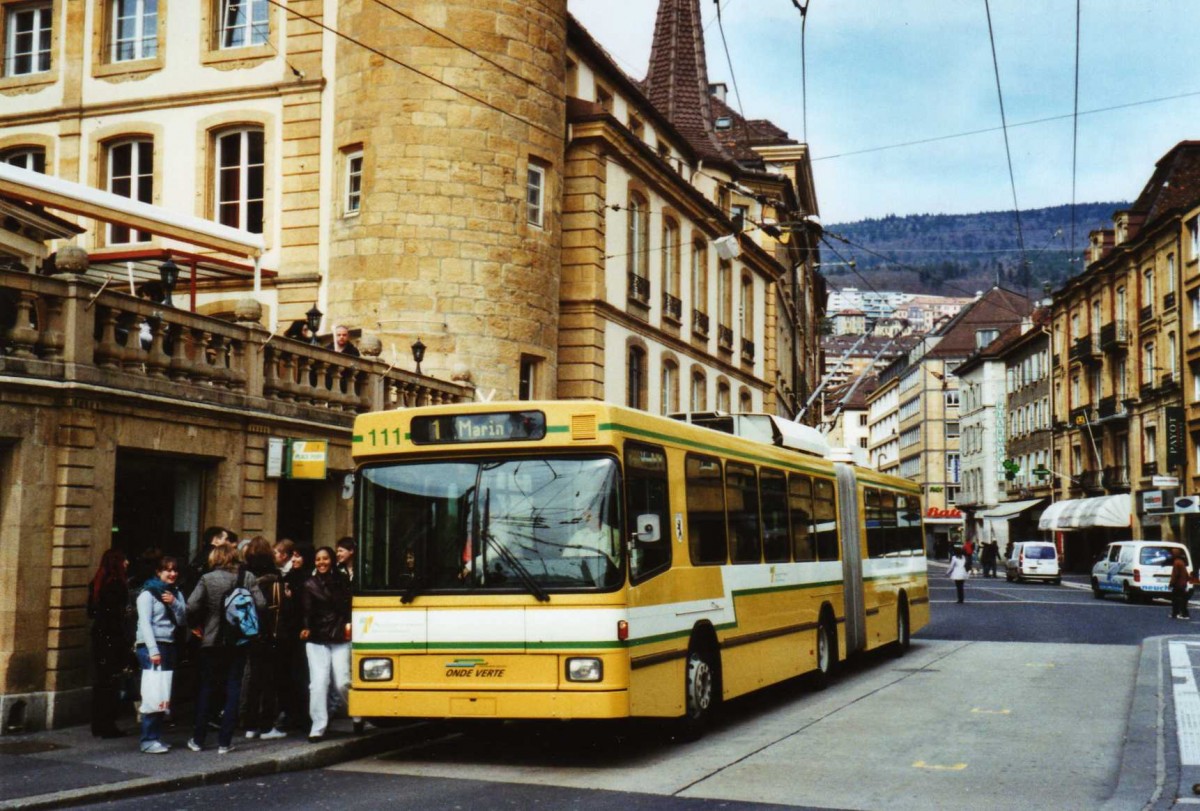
left=912, top=760, right=967, bottom=771
left=970, top=708, right=1010, bottom=715
left=1170, top=640, right=1200, bottom=765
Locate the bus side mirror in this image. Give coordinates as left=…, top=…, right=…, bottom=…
left=634, top=514, right=661, bottom=543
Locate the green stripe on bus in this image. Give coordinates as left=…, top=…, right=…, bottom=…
left=352, top=435, right=363, bottom=443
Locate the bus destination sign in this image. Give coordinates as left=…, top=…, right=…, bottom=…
left=411, top=411, right=547, bottom=444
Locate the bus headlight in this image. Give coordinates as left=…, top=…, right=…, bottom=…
left=360, top=657, right=393, bottom=681
left=565, top=657, right=603, bottom=682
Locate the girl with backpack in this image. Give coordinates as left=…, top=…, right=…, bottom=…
left=240, top=537, right=284, bottom=739
left=134, top=556, right=186, bottom=753
left=185, top=545, right=265, bottom=754
left=300, top=546, right=352, bottom=742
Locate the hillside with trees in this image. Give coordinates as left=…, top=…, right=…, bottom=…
left=822, top=202, right=1127, bottom=296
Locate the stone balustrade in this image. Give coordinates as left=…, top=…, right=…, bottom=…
left=0, top=269, right=472, bottom=423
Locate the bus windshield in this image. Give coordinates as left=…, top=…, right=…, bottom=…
left=358, top=455, right=623, bottom=596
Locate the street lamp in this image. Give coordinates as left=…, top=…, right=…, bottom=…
left=305, top=304, right=322, bottom=346
left=411, top=337, right=426, bottom=375
left=158, top=258, right=179, bottom=307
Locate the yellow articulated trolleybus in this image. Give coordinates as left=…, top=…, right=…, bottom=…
left=348, top=401, right=928, bottom=735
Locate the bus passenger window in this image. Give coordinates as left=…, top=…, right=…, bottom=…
left=726, top=462, right=761, bottom=564
left=899, top=496, right=922, bottom=553
left=864, top=488, right=885, bottom=559
left=813, top=478, right=839, bottom=561
left=789, top=473, right=815, bottom=562
left=626, top=443, right=671, bottom=581
left=761, top=468, right=789, bottom=563
left=878, top=490, right=899, bottom=556
left=686, top=454, right=727, bottom=565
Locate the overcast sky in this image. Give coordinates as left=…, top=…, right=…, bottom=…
left=567, top=0, right=1200, bottom=225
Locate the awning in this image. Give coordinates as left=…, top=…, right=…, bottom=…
left=1038, top=494, right=1131, bottom=531
left=977, top=498, right=1044, bottom=519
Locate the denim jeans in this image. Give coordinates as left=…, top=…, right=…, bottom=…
left=192, top=646, right=247, bottom=748
left=136, top=642, right=176, bottom=749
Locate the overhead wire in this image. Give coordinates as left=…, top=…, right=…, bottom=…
left=810, top=89, right=1200, bottom=163
left=1070, top=0, right=1082, bottom=271
left=982, top=0, right=1028, bottom=292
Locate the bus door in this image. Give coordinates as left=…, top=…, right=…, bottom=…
left=835, top=463, right=866, bottom=656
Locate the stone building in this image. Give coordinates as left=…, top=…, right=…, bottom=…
left=0, top=1, right=824, bottom=729
left=1048, top=141, right=1200, bottom=563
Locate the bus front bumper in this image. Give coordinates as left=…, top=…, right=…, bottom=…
left=350, top=688, right=630, bottom=720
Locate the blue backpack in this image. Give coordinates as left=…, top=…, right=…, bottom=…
left=219, top=569, right=259, bottom=646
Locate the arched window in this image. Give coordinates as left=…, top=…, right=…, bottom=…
left=1, top=147, right=45, bottom=173
left=627, top=345, right=647, bottom=410
left=214, top=127, right=265, bottom=233
left=690, top=370, right=706, bottom=411
left=660, top=359, right=678, bottom=415
left=106, top=138, right=153, bottom=244
left=627, top=191, right=649, bottom=283
left=739, top=389, right=752, bottom=412
left=691, top=239, right=708, bottom=320
left=716, top=381, right=730, bottom=412
left=717, top=260, right=732, bottom=329
left=662, top=218, right=680, bottom=318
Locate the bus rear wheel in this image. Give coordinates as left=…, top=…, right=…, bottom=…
left=812, top=620, right=836, bottom=690
left=678, top=647, right=717, bottom=741
left=893, top=600, right=911, bottom=657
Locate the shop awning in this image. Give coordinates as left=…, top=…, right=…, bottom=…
left=977, top=499, right=1044, bottom=519
left=1037, top=494, right=1131, bottom=531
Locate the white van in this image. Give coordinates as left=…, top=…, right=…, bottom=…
left=1091, top=540, right=1192, bottom=603
left=1005, top=541, right=1061, bottom=584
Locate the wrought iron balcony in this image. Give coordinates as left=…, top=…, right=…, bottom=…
left=1069, top=333, right=1102, bottom=363
left=1161, top=371, right=1180, bottom=390
left=1099, top=322, right=1129, bottom=352
left=1097, top=396, right=1130, bottom=421
left=692, top=309, right=710, bottom=338
left=1139, top=304, right=1154, bottom=323
left=1143, top=461, right=1159, bottom=477
left=662, top=292, right=682, bottom=322
left=1069, top=405, right=1095, bottom=426
left=741, top=338, right=755, bottom=361
left=1079, top=469, right=1104, bottom=492
left=1102, top=465, right=1130, bottom=489
left=1164, top=291, right=1176, bottom=311
left=627, top=272, right=650, bottom=305
left=718, top=324, right=734, bottom=349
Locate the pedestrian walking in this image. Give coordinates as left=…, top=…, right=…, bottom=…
left=947, top=547, right=969, bottom=604
left=981, top=540, right=999, bottom=578
left=962, top=539, right=975, bottom=574
left=186, top=546, right=265, bottom=754
left=134, top=556, right=186, bottom=754
left=301, top=547, right=352, bottom=742
left=87, top=549, right=132, bottom=739
left=1170, top=548, right=1192, bottom=620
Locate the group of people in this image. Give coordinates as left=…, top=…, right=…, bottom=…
left=86, top=530, right=360, bottom=755
left=282, top=322, right=361, bottom=357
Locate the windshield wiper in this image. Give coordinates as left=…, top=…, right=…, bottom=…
left=481, top=489, right=549, bottom=603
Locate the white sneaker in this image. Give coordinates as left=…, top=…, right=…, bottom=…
left=261, top=728, right=288, bottom=740
left=218, top=744, right=235, bottom=755
left=245, top=730, right=259, bottom=739
left=186, top=739, right=202, bottom=752
left=141, top=741, right=170, bottom=754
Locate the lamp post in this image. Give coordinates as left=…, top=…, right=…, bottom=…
left=411, top=337, right=426, bottom=376
left=305, top=305, right=322, bottom=346
left=158, top=258, right=179, bottom=307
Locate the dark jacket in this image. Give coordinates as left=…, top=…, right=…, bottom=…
left=302, top=570, right=352, bottom=644
left=88, top=580, right=132, bottom=673
left=1171, top=556, right=1191, bottom=590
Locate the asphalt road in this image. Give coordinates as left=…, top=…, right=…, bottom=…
left=88, top=575, right=1165, bottom=811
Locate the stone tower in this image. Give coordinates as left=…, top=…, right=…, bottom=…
left=329, top=1, right=567, bottom=399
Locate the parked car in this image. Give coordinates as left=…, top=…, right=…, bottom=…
left=1005, top=541, right=1061, bottom=584
left=1091, top=540, right=1192, bottom=603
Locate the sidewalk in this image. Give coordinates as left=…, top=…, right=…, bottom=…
left=0, top=714, right=429, bottom=810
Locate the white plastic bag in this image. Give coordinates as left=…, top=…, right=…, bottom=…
left=139, top=666, right=173, bottom=714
